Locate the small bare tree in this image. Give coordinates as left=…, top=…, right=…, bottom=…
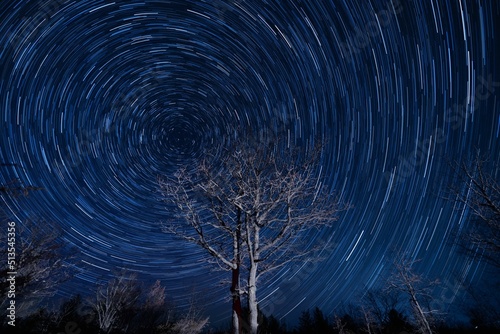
left=360, top=306, right=374, bottom=334
left=334, top=315, right=352, bottom=334
left=159, top=137, right=346, bottom=334
left=90, top=271, right=141, bottom=334
left=136, top=280, right=172, bottom=333
left=170, top=301, right=209, bottom=334
left=387, top=258, right=439, bottom=334
left=145, top=279, right=166, bottom=309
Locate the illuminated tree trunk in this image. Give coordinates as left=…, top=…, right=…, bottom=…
left=231, top=209, right=243, bottom=334
left=231, top=266, right=242, bottom=334
left=248, top=263, right=258, bottom=334
left=409, top=287, right=433, bottom=334
left=247, top=223, right=260, bottom=334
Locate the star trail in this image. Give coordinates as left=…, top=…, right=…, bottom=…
left=1, top=0, right=499, bottom=327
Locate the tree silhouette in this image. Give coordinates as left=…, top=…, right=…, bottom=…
left=297, top=310, right=313, bottom=334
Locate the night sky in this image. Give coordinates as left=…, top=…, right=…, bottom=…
left=1, top=0, right=500, bottom=327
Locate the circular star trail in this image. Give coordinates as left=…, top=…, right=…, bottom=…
left=1, top=0, right=499, bottom=325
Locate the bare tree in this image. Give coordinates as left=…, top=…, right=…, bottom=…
left=387, top=258, right=439, bottom=334
left=0, top=218, right=74, bottom=317
left=334, top=315, right=352, bottom=334
left=169, top=300, right=209, bottom=334
left=1, top=168, right=72, bottom=318
left=159, top=166, right=245, bottom=333
left=449, top=155, right=500, bottom=268
left=159, top=137, right=346, bottom=334
left=146, top=279, right=166, bottom=308
left=136, top=280, right=172, bottom=333
left=90, top=271, right=141, bottom=334
left=232, top=142, right=345, bottom=334
left=152, top=290, right=210, bottom=334
left=360, top=306, right=374, bottom=334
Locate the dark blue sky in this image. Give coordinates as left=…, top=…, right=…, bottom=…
left=1, top=0, right=499, bottom=327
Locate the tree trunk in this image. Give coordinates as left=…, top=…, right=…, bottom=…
left=247, top=220, right=261, bottom=334
left=407, top=286, right=432, bottom=334
left=231, top=266, right=242, bottom=334
left=412, top=296, right=433, bottom=334
left=231, top=208, right=243, bottom=334
left=248, top=263, right=258, bottom=334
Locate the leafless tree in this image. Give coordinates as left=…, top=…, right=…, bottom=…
left=0, top=218, right=74, bottom=317
left=334, top=315, right=352, bottom=334
left=169, top=300, right=210, bottom=334
left=144, top=279, right=168, bottom=315
left=136, top=279, right=173, bottom=333
left=449, top=155, right=500, bottom=268
left=386, top=257, right=439, bottom=334
left=159, top=165, right=245, bottom=333
left=360, top=306, right=374, bottom=334
left=233, top=142, right=345, bottom=334
left=151, top=290, right=210, bottom=334
left=159, top=137, right=346, bottom=334
left=90, top=271, right=141, bottom=334
left=1, top=169, right=73, bottom=318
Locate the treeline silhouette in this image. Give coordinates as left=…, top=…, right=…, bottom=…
left=2, top=296, right=499, bottom=334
